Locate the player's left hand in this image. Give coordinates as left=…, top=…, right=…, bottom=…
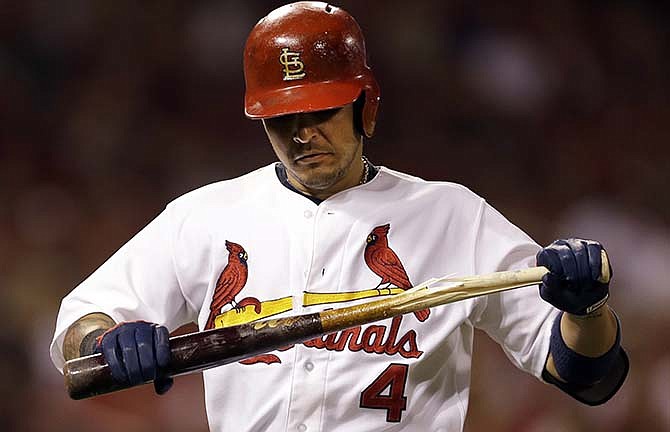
left=536, top=238, right=611, bottom=316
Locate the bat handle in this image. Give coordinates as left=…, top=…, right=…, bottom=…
left=538, top=249, right=610, bottom=284
left=64, top=313, right=326, bottom=399
left=64, top=353, right=130, bottom=399
left=598, top=249, right=611, bottom=284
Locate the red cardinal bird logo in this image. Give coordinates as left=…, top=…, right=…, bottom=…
left=205, top=241, right=250, bottom=330
left=364, top=224, right=430, bottom=322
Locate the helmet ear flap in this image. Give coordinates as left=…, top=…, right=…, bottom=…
left=360, top=80, right=381, bottom=138
left=353, top=93, right=366, bottom=138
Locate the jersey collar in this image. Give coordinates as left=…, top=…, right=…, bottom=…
left=274, top=157, right=378, bottom=205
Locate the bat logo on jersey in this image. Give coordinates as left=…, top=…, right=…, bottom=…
left=205, top=241, right=260, bottom=330
left=365, top=224, right=430, bottom=322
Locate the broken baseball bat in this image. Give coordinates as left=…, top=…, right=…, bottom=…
left=64, top=252, right=610, bottom=400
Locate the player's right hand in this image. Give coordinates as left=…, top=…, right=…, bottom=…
left=536, top=238, right=610, bottom=316
left=95, top=321, right=173, bottom=395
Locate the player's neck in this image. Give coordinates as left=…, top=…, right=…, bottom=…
left=287, top=156, right=367, bottom=201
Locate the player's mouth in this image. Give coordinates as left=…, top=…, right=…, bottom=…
left=294, top=152, right=333, bottom=164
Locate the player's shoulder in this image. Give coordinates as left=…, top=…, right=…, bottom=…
left=166, top=163, right=277, bottom=212
left=375, top=166, right=485, bottom=204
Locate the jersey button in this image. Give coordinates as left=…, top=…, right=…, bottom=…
left=304, top=361, right=314, bottom=372
left=303, top=210, right=313, bottom=219
left=298, top=424, right=307, bottom=432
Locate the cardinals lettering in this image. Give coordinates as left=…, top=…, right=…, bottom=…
left=242, top=315, right=424, bottom=365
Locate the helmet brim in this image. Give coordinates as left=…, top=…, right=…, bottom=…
left=245, top=80, right=363, bottom=119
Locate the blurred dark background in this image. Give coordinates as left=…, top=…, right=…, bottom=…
left=1, top=1, right=669, bottom=431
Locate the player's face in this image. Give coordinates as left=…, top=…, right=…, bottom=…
left=263, top=103, right=364, bottom=200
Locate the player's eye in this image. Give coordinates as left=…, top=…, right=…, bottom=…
left=311, top=107, right=341, bottom=123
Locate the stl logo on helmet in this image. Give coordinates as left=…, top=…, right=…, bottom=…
left=279, top=47, right=306, bottom=81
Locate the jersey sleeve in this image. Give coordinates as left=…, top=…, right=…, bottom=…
left=469, top=201, right=559, bottom=379
left=469, top=201, right=628, bottom=404
left=49, top=203, right=197, bottom=372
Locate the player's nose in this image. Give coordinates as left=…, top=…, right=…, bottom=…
left=293, top=130, right=316, bottom=144
left=293, top=117, right=318, bottom=145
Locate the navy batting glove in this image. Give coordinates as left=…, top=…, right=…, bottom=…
left=536, top=238, right=611, bottom=316
left=95, top=321, right=173, bottom=395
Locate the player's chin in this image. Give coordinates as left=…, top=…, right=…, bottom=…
left=296, top=166, right=344, bottom=190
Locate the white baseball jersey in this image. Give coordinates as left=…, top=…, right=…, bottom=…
left=51, top=163, right=559, bottom=432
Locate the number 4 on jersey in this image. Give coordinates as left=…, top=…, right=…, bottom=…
left=359, top=363, right=409, bottom=422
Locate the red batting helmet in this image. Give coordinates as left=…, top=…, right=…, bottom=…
left=243, top=1, right=381, bottom=137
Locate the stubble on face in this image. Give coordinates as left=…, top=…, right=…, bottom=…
left=291, top=139, right=361, bottom=190
left=264, top=104, right=364, bottom=200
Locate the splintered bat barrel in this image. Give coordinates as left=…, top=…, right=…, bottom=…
left=64, top=313, right=327, bottom=399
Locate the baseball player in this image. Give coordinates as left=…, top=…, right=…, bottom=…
left=50, top=3, right=628, bottom=431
